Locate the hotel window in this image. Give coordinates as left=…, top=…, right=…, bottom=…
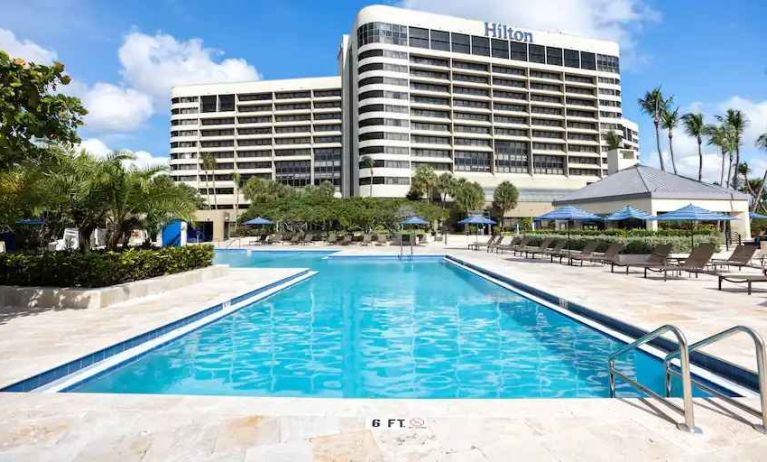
left=274, top=125, right=309, bottom=134
left=238, top=116, right=270, bottom=124
left=454, top=112, right=490, bottom=121
left=570, top=168, right=599, bottom=176
left=275, top=160, right=311, bottom=187
left=276, top=91, right=310, bottom=99
left=275, top=114, right=311, bottom=122
left=454, top=99, right=489, bottom=109
left=471, top=36, right=490, bottom=56
left=455, top=125, right=491, bottom=134
left=357, top=22, right=408, bottom=46
left=360, top=76, right=408, bottom=87
left=409, top=27, right=430, bottom=48
left=493, top=64, right=525, bottom=76
left=531, top=94, right=562, bottom=104
left=239, top=93, right=271, bottom=101
left=314, top=101, right=341, bottom=109
left=314, top=112, right=341, bottom=120
left=495, top=115, right=527, bottom=124
left=359, top=146, right=409, bottom=155
left=495, top=141, right=529, bottom=173
left=218, top=95, right=235, bottom=111
left=491, top=39, right=509, bottom=59
left=238, top=138, right=271, bottom=146
left=564, top=49, right=580, bottom=68
left=494, top=102, right=527, bottom=112
left=453, top=86, right=489, bottom=97
left=533, top=154, right=564, bottom=174
left=359, top=132, right=409, bottom=141
left=411, top=82, right=449, bottom=93
left=359, top=63, right=408, bottom=74
left=274, top=148, right=311, bottom=157
left=412, top=161, right=451, bottom=171
left=411, top=121, right=449, bottom=131
left=430, top=30, right=450, bottom=51
left=359, top=90, right=408, bottom=101
left=451, top=33, right=471, bottom=54
left=495, top=127, right=528, bottom=137
left=510, top=42, right=528, bottom=61
left=238, top=104, right=271, bottom=113
left=238, top=149, right=271, bottom=158
left=201, top=95, right=217, bottom=113
left=493, top=77, right=525, bottom=88
left=546, top=47, right=563, bottom=66
left=566, top=74, right=594, bottom=84
left=201, top=129, right=234, bottom=137
left=597, top=54, right=620, bottom=73
left=454, top=151, right=491, bottom=172
left=533, top=130, right=563, bottom=139
left=531, top=106, right=563, bottom=115
left=411, top=69, right=449, bottom=80
left=455, top=138, right=492, bottom=147
left=532, top=118, right=563, bottom=127
left=533, top=142, right=563, bottom=151
left=412, top=134, right=450, bottom=145
left=359, top=118, right=409, bottom=128
left=410, top=55, right=448, bottom=67
left=313, top=89, right=342, bottom=98
left=275, top=102, right=310, bottom=111
left=412, top=148, right=451, bottom=158
left=201, top=117, right=234, bottom=125
left=453, top=60, right=488, bottom=72
left=411, top=108, right=450, bottom=119
left=275, top=136, right=311, bottom=145
left=529, top=44, right=545, bottom=63
left=580, top=52, right=596, bottom=70
left=360, top=104, right=408, bottom=114
left=453, top=73, right=488, bottom=84
left=314, top=123, right=342, bottom=131
left=411, top=95, right=449, bottom=105
left=493, top=89, right=527, bottom=101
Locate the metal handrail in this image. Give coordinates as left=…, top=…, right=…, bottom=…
left=608, top=324, right=699, bottom=433
left=664, top=325, right=767, bottom=433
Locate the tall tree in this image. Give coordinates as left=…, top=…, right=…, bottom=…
left=752, top=134, right=767, bottom=212
left=717, top=109, right=748, bottom=189
left=491, top=181, right=518, bottom=224
left=603, top=131, right=622, bottom=150
left=200, top=153, right=217, bottom=209
left=660, top=106, right=680, bottom=174
left=0, top=51, right=86, bottom=170
left=359, top=155, right=374, bottom=197
left=681, top=112, right=706, bottom=181
left=452, top=178, right=485, bottom=213
left=706, top=124, right=732, bottom=186
left=436, top=172, right=455, bottom=210
left=411, top=165, right=438, bottom=202
left=638, top=87, right=672, bottom=171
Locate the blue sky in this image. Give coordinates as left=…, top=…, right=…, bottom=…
left=1, top=0, right=765, bottom=179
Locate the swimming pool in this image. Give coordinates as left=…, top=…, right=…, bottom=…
left=69, top=250, right=699, bottom=398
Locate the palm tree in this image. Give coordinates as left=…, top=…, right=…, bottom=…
left=660, top=107, right=680, bottom=174
left=752, top=134, right=767, bottom=212
left=706, top=124, right=731, bottom=187
left=603, top=131, right=622, bottom=151
left=359, top=155, right=374, bottom=197
left=200, top=153, right=217, bottom=209
left=717, top=109, right=748, bottom=189
left=411, top=165, right=438, bottom=202
left=681, top=112, right=706, bottom=181
left=638, top=87, right=672, bottom=171
left=436, top=172, right=455, bottom=210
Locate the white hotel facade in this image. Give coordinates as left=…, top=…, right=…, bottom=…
left=169, top=5, right=639, bottom=234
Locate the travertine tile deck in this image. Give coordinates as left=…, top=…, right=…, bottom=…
left=0, top=267, right=307, bottom=388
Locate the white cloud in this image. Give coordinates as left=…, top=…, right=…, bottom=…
left=118, top=31, right=261, bottom=101
left=0, top=28, right=57, bottom=63
left=78, top=138, right=169, bottom=169
left=399, top=0, right=659, bottom=66
left=81, top=83, right=154, bottom=132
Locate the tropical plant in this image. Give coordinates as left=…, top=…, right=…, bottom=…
left=0, top=51, right=86, bottom=170
left=717, top=109, right=748, bottom=189
left=638, top=87, right=672, bottom=171
left=681, top=112, right=706, bottom=181
left=452, top=178, right=485, bottom=213
left=200, top=153, right=217, bottom=209
left=491, top=181, right=518, bottom=223
left=752, top=133, right=767, bottom=212
left=436, top=172, right=456, bottom=210
left=242, top=176, right=294, bottom=204
left=660, top=106, right=680, bottom=174
left=706, top=124, right=733, bottom=186
left=603, top=131, right=622, bottom=151
left=411, top=165, right=438, bottom=202
left=359, top=155, right=374, bottom=197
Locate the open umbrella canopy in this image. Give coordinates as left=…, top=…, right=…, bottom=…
left=535, top=205, right=601, bottom=222
left=750, top=212, right=767, bottom=220
left=648, top=204, right=732, bottom=222
left=458, top=215, right=496, bottom=225
left=400, top=216, right=429, bottom=226
left=603, top=205, right=652, bottom=222
left=15, top=218, right=45, bottom=226
left=243, top=216, right=274, bottom=225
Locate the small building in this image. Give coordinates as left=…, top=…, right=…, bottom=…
left=553, top=152, right=751, bottom=238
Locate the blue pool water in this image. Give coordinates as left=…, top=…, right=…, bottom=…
left=70, top=251, right=695, bottom=398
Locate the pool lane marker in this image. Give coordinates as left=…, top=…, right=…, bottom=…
left=2, top=269, right=316, bottom=393
left=445, top=256, right=756, bottom=399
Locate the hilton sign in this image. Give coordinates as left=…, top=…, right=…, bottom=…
left=484, top=22, right=534, bottom=43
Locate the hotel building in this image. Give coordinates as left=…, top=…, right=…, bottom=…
left=169, top=5, right=639, bottom=236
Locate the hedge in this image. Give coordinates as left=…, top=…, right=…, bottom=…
left=519, top=233, right=721, bottom=254
left=0, top=245, right=214, bottom=288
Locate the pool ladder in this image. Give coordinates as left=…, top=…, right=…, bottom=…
left=608, top=324, right=767, bottom=434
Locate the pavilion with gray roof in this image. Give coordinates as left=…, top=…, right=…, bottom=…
left=553, top=164, right=751, bottom=236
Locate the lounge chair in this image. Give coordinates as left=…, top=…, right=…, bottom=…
left=497, top=236, right=527, bottom=254
left=567, top=241, right=600, bottom=266
left=544, top=240, right=569, bottom=263
left=361, top=234, right=372, bottom=246
left=611, top=244, right=672, bottom=274
left=269, top=233, right=283, bottom=245
left=469, top=235, right=498, bottom=251
left=642, top=243, right=716, bottom=281
left=375, top=234, right=388, bottom=246
left=717, top=269, right=767, bottom=295
left=289, top=233, right=303, bottom=245
left=583, top=242, right=625, bottom=266
left=326, top=232, right=338, bottom=245
left=248, top=234, right=268, bottom=246
left=340, top=235, right=352, bottom=246
left=523, top=238, right=554, bottom=259
left=488, top=235, right=510, bottom=252
left=301, top=233, right=314, bottom=245
left=709, top=244, right=758, bottom=271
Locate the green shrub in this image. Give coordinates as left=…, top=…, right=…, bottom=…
left=521, top=233, right=721, bottom=253
left=0, top=245, right=214, bottom=288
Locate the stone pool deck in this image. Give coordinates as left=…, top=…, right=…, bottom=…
left=2, top=240, right=767, bottom=459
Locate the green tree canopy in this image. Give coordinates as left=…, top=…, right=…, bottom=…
left=0, top=51, right=86, bottom=169
left=410, top=165, right=438, bottom=202
left=452, top=178, right=485, bottom=213
left=491, top=181, right=518, bottom=221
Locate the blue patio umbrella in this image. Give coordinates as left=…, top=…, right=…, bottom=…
left=535, top=206, right=602, bottom=255
left=15, top=218, right=45, bottom=226
left=458, top=215, right=497, bottom=243
left=750, top=212, right=767, bottom=220
left=603, top=206, right=652, bottom=222
left=400, top=216, right=429, bottom=226
left=648, top=204, right=732, bottom=248
left=243, top=216, right=274, bottom=226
